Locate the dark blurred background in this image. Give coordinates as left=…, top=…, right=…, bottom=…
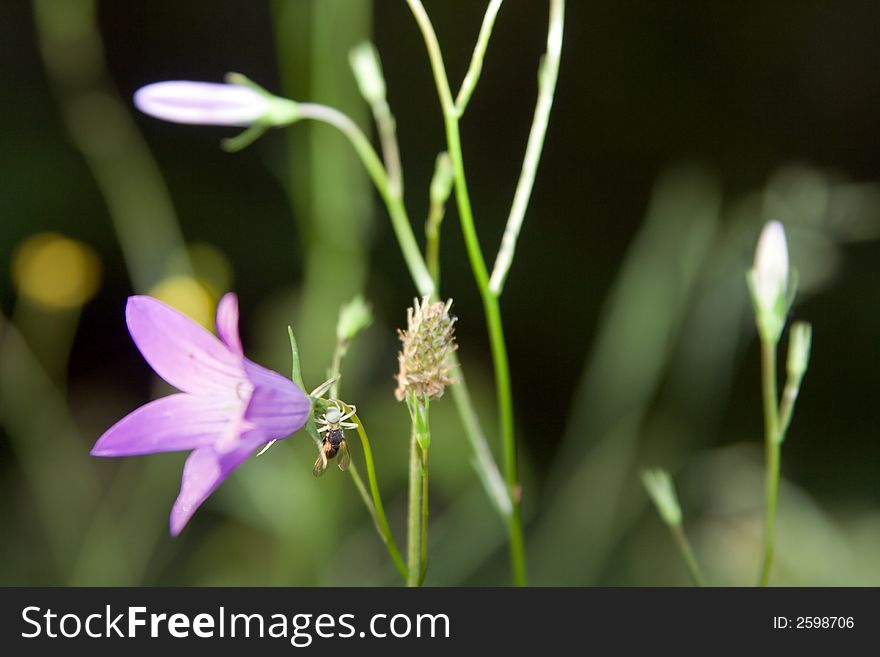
left=1, top=0, right=879, bottom=585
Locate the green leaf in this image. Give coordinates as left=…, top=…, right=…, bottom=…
left=287, top=325, right=305, bottom=389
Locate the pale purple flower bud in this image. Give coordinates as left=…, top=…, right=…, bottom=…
left=134, top=81, right=270, bottom=126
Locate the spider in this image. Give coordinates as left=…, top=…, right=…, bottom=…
left=313, top=399, right=357, bottom=476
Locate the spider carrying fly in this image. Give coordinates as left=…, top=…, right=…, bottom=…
left=313, top=399, right=357, bottom=477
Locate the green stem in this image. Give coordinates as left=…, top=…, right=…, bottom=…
left=420, top=448, right=429, bottom=584
left=449, top=360, right=512, bottom=518
left=352, top=414, right=408, bottom=582
left=455, top=0, right=505, bottom=114
left=406, top=0, right=526, bottom=586
left=489, top=0, right=565, bottom=295
left=292, top=103, right=434, bottom=297
left=759, top=339, right=781, bottom=586
left=407, top=429, right=423, bottom=587
left=33, top=0, right=192, bottom=292
left=428, top=203, right=512, bottom=524
left=425, top=201, right=444, bottom=289
left=328, top=337, right=347, bottom=400
left=346, top=462, right=375, bottom=520
left=777, top=376, right=803, bottom=440
left=669, top=523, right=706, bottom=587
left=371, top=98, right=404, bottom=197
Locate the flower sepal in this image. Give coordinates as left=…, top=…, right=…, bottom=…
left=746, top=266, right=797, bottom=345
left=406, top=392, right=431, bottom=451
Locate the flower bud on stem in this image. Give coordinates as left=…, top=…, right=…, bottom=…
left=641, top=468, right=705, bottom=586
left=748, top=222, right=812, bottom=586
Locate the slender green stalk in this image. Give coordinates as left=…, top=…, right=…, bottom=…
left=405, top=0, right=526, bottom=586
left=328, top=335, right=347, bottom=400
left=420, top=448, right=429, bottom=584
left=322, top=336, right=374, bottom=528
left=370, top=98, right=403, bottom=197
left=406, top=396, right=431, bottom=587
left=489, top=0, right=565, bottom=295
left=669, top=524, right=705, bottom=587
left=759, top=339, right=781, bottom=586
left=293, top=103, right=434, bottom=297
left=778, top=378, right=802, bottom=439
left=449, top=360, right=512, bottom=518
left=407, top=430, right=423, bottom=587
left=346, top=462, right=375, bottom=520
left=425, top=199, right=444, bottom=288
left=455, top=0, right=505, bottom=114
left=351, top=414, right=408, bottom=581
left=426, top=194, right=512, bottom=525
left=33, top=0, right=192, bottom=292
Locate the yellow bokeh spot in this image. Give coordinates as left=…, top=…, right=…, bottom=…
left=148, top=275, right=215, bottom=330
left=12, top=232, right=102, bottom=310
left=166, top=242, right=233, bottom=298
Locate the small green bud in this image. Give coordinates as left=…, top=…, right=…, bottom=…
left=641, top=468, right=682, bottom=527
left=786, top=321, right=812, bottom=382
left=429, top=152, right=454, bottom=207
left=336, top=295, right=373, bottom=343
left=349, top=42, right=387, bottom=106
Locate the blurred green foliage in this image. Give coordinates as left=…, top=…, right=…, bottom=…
left=2, top=0, right=880, bottom=585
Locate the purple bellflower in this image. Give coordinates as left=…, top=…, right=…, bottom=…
left=91, top=293, right=310, bottom=535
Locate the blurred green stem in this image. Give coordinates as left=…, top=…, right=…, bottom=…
left=669, top=524, right=705, bottom=587
left=33, top=0, right=191, bottom=291
left=366, top=90, right=403, bottom=197
left=352, top=414, right=408, bottom=582
left=407, top=429, right=423, bottom=587
left=345, top=463, right=376, bottom=530
left=426, top=182, right=512, bottom=529
left=328, top=336, right=347, bottom=400
left=455, top=0, right=504, bottom=114
left=489, top=0, right=564, bottom=295
left=32, top=0, right=191, bottom=586
left=406, top=394, right=430, bottom=587
left=273, top=0, right=373, bottom=392
left=420, top=448, right=429, bottom=584
left=405, top=0, right=526, bottom=586
left=425, top=197, right=444, bottom=288
left=293, top=103, right=434, bottom=297
left=759, top=338, right=781, bottom=586
left=449, top=367, right=512, bottom=518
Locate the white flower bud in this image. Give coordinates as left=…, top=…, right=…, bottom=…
left=748, top=220, right=792, bottom=343
left=751, top=220, right=789, bottom=313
